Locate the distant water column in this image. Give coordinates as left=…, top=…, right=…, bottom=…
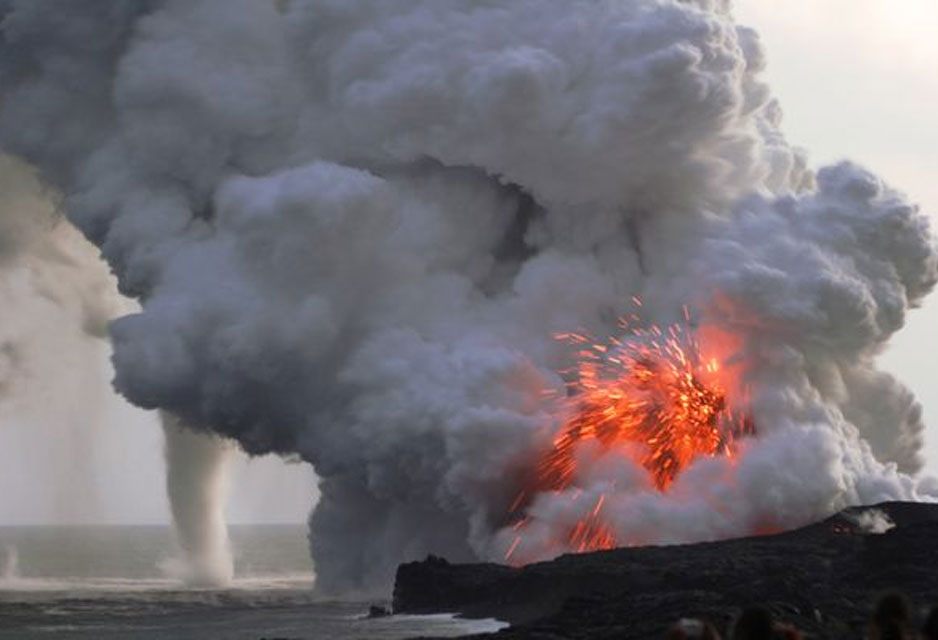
left=161, top=412, right=234, bottom=587
left=1, top=545, right=18, bottom=581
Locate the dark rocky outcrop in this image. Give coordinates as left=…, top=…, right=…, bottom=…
left=394, top=502, right=938, bottom=639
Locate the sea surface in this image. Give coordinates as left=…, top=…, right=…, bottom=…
left=0, top=525, right=505, bottom=639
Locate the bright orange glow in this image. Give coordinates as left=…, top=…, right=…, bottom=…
left=506, top=304, right=752, bottom=559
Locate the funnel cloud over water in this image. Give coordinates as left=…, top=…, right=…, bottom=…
left=162, top=413, right=234, bottom=587
left=1, top=0, right=936, bottom=592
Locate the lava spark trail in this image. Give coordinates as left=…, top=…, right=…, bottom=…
left=509, top=308, right=753, bottom=555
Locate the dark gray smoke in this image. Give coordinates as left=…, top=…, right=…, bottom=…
left=1, top=0, right=935, bottom=593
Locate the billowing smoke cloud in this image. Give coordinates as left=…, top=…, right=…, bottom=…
left=161, top=412, right=234, bottom=587
left=1, top=0, right=935, bottom=593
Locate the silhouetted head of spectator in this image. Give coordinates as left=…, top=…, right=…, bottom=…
left=871, top=591, right=911, bottom=640
left=731, top=606, right=773, bottom=640
left=922, top=604, right=938, bottom=640
left=665, top=617, right=721, bottom=640
left=772, top=621, right=803, bottom=640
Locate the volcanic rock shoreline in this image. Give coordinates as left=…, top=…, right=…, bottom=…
left=393, top=502, right=938, bottom=639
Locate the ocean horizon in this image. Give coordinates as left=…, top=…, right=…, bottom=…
left=0, top=525, right=505, bottom=639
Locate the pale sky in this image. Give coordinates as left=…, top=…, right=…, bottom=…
left=1, top=2, right=936, bottom=526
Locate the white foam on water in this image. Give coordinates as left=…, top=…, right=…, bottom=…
left=352, top=612, right=510, bottom=638
left=390, top=613, right=509, bottom=633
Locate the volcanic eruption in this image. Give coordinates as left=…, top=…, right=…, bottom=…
left=506, top=304, right=755, bottom=559
left=542, top=308, right=751, bottom=494
left=1, top=0, right=936, bottom=593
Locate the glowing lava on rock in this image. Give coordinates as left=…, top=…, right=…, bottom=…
left=506, top=303, right=753, bottom=559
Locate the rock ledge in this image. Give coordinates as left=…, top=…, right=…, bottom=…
left=393, top=502, right=938, bottom=639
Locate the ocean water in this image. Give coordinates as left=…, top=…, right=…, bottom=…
left=0, top=526, right=505, bottom=639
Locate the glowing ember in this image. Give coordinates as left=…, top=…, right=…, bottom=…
left=506, top=304, right=752, bottom=559
left=543, top=319, right=749, bottom=492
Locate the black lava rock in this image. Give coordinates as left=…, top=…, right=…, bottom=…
left=393, top=502, right=938, bottom=639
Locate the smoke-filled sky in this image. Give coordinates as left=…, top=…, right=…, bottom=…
left=0, top=0, right=936, bottom=595
left=1, top=0, right=932, bottom=522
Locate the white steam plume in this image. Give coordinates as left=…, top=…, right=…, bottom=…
left=0, top=154, right=123, bottom=523
left=0, top=0, right=935, bottom=593
left=845, top=508, right=895, bottom=535
left=161, top=412, right=234, bottom=587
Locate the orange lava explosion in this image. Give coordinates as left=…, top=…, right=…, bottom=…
left=506, top=303, right=752, bottom=559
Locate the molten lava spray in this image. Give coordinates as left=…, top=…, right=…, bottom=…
left=546, top=312, right=749, bottom=493
left=507, top=305, right=754, bottom=558
left=1, top=0, right=936, bottom=593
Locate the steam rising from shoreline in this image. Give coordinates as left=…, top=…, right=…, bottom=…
left=1, top=0, right=935, bottom=592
